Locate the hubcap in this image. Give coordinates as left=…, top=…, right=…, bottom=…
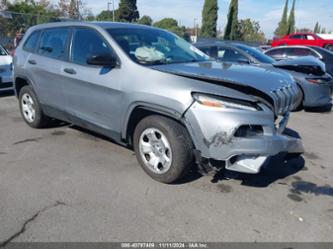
left=139, top=128, right=172, bottom=174
left=21, top=93, right=36, bottom=123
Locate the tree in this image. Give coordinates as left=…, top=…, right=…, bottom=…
left=137, top=15, right=152, bottom=26
left=224, top=0, right=238, bottom=40
left=96, top=10, right=114, bottom=21
left=287, top=0, right=296, bottom=34
left=275, top=0, right=289, bottom=36
left=3, top=0, right=59, bottom=35
left=314, top=22, right=320, bottom=33
left=117, top=0, right=139, bottom=22
left=237, top=18, right=266, bottom=43
left=68, top=0, right=80, bottom=19
left=153, top=18, right=189, bottom=40
left=321, top=27, right=326, bottom=34
left=201, top=0, right=218, bottom=38
left=0, top=0, right=6, bottom=10
left=297, top=27, right=313, bottom=33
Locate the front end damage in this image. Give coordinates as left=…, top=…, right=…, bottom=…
left=184, top=100, right=304, bottom=175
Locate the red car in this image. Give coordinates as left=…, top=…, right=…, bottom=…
left=272, top=33, right=333, bottom=50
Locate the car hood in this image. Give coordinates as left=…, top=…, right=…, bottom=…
left=150, top=60, right=294, bottom=96
left=273, top=56, right=326, bottom=76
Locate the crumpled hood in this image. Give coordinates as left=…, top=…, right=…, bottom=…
left=150, top=61, right=294, bottom=96
left=273, top=56, right=326, bottom=76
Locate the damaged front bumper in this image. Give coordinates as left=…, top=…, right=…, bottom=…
left=184, top=102, right=304, bottom=174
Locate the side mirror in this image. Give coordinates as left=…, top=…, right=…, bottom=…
left=87, top=54, right=118, bottom=67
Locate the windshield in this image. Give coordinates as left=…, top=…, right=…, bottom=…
left=311, top=46, right=333, bottom=57
left=235, top=44, right=275, bottom=64
left=107, top=28, right=210, bottom=65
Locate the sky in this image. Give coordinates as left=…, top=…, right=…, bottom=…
left=85, top=0, right=333, bottom=38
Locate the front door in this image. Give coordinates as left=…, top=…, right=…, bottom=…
left=62, top=27, right=123, bottom=137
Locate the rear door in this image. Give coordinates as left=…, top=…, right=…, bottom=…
left=26, top=27, right=70, bottom=110
left=61, top=27, right=123, bottom=136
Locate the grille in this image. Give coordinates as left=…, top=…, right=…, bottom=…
left=270, top=84, right=299, bottom=115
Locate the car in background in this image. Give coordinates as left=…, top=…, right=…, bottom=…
left=0, top=45, right=13, bottom=92
left=14, top=22, right=304, bottom=183
left=264, top=45, right=333, bottom=76
left=271, top=33, right=333, bottom=51
left=195, top=41, right=333, bottom=110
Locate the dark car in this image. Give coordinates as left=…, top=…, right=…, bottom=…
left=195, top=41, right=333, bottom=109
left=271, top=33, right=333, bottom=51
left=264, top=45, right=333, bottom=76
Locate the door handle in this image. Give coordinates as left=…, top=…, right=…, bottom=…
left=28, top=59, right=37, bottom=65
left=64, top=68, right=76, bottom=75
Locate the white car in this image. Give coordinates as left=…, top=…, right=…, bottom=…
left=0, top=45, right=13, bottom=91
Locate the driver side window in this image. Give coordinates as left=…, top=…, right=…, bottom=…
left=71, top=28, right=113, bottom=66
left=217, top=48, right=248, bottom=62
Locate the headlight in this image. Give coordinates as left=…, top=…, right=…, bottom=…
left=192, top=93, right=260, bottom=111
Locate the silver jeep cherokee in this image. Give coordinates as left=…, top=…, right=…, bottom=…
left=14, top=22, right=304, bottom=183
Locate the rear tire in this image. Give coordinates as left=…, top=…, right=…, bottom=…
left=133, top=115, right=193, bottom=184
left=19, top=85, right=53, bottom=128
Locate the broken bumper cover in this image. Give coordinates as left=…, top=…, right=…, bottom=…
left=184, top=102, right=304, bottom=174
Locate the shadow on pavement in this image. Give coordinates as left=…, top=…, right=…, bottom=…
left=0, top=90, right=14, bottom=98
left=305, top=103, right=332, bottom=113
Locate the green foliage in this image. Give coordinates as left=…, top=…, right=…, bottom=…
left=1, top=0, right=59, bottom=38
left=297, top=27, right=312, bottom=33
left=137, top=15, right=152, bottom=26
left=275, top=0, right=289, bottom=36
left=117, top=0, right=139, bottom=22
left=237, top=18, right=266, bottom=43
left=201, top=0, right=218, bottom=38
left=287, top=0, right=296, bottom=34
left=224, top=0, right=238, bottom=40
left=96, top=10, right=117, bottom=21
left=153, top=18, right=189, bottom=40
left=314, top=22, right=320, bottom=33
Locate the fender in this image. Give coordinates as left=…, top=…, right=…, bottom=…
left=121, top=101, right=185, bottom=141
left=13, top=74, right=36, bottom=97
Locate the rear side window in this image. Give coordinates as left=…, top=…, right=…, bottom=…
left=266, top=49, right=286, bottom=56
left=285, top=48, right=314, bottom=57
left=290, top=34, right=304, bottom=39
left=23, top=31, right=40, bottom=52
left=37, top=28, right=69, bottom=60
left=71, top=28, right=113, bottom=66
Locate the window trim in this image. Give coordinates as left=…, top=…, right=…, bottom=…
left=69, top=26, right=121, bottom=68
left=36, top=27, right=72, bottom=62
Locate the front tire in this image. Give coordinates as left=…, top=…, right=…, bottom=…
left=133, top=115, right=193, bottom=184
left=19, top=85, right=53, bottom=128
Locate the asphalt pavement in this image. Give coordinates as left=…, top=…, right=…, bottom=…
left=0, top=93, right=332, bottom=243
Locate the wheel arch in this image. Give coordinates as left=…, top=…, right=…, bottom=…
left=14, top=75, right=34, bottom=98
left=122, top=103, right=188, bottom=147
